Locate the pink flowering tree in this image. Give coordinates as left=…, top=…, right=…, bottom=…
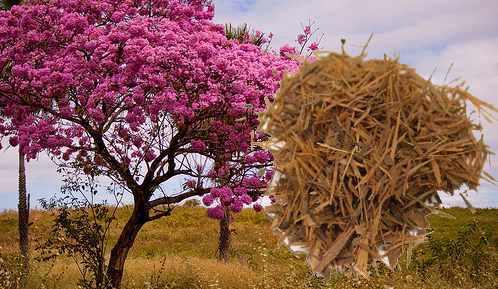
left=0, top=0, right=298, bottom=287
left=200, top=22, right=323, bottom=262
left=195, top=23, right=275, bottom=263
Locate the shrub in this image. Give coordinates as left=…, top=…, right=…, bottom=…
left=411, top=218, right=498, bottom=287
left=0, top=254, right=23, bottom=289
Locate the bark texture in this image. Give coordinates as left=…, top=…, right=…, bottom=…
left=18, top=151, right=29, bottom=285
left=106, top=203, right=147, bottom=289
left=217, top=208, right=231, bottom=263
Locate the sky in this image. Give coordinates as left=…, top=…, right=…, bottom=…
left=1, top=0, right=498, bottom=210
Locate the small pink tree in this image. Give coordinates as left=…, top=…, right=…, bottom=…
left=205, top=21, right=323, bottom=262
left=0, top=0, right=298, bottom=287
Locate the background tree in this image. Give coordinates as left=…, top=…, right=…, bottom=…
left=207, top=21, right=323, bottom=263
left=204, top=23, right=274, bottom=263
left=0, top=1, right=297, bottom=287
left=17, top=147, right=29, bottom=285
left=1, top=0, right=30, bottom=286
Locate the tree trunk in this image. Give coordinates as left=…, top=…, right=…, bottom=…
left=217, top=207, right=231, bottom=263
left=106, top=204, right=146, bottom=289
left=18, top=150, right=29, bottom=285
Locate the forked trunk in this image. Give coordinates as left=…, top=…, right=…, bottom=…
left=106, top=204, right=146, bottom=288
left=18, top=150, right=29, bottom=285
left=217, top=207, right=231, bottom=263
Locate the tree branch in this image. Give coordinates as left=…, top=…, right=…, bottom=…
left=150, top=169, right=191, bottom=187
left=147, top=187, right=210, bottom=209
left=87, top=129, right=142, bottom=196
left=147, top=206, right=174, bottom=221
left=142, top=126, right=189, bottom=189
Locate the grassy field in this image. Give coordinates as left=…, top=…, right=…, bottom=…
left=1, top=206, right=497, bottom=289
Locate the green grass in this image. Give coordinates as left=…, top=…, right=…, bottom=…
left=1, top=206, right=497, bottom=289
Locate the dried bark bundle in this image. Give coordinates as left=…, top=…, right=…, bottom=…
left=258, top=52, right=497, bottom=277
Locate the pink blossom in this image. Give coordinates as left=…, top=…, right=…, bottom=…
left=197, top=43, right=216, bottom=61
left=207, top=205, right=225, bottom=219
left=111, top=11, right=125, bottom=22
left=253, top=203, right=263, bottom=212
left=9, top=136, right=18, bottom=147
left=244, top=154, right=257, bottom=164
left=46, top=136, right=60, bottom=148
left=231, top=199, right=243, bottom=213
left=202, top=194, right=214, bottom=206
left=265, top=169, right=274, bottom=181
left=309, top=42, right=319, bottom=51
left=144, top=150, right=156, bottom=162
left=254, top=151, right=273, bottom=163
left=191, top=139, right=206, bottom=152
left=242, top=176, right=264, bottom=188
left=280, top=44, right=297, bottom=57
left=240, top=194, right=253, bottom=205
left=218, top=186, right=233, bottom=203
left=255, top=131, right=268, bottom=141
left=216, top=164, right=230, bottom=178
left=233, top=186, right=248, bottom=196
left=297, top=34, right=306, bottom=45
left=132, top=136, right=143, bottom=148
left=304, top=26, right=312, bottom=35
left=210, top=187, right=222, bottom=198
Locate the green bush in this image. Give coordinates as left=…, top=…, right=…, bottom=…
left=0, top=254, right=23, bottom=289
left=411, top=218, right=498, bottom=287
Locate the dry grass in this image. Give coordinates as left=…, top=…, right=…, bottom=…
left=0, top=206, right=497, bottom=289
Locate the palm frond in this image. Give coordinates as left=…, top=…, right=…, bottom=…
left=224, top=23, right=266, bottom=47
